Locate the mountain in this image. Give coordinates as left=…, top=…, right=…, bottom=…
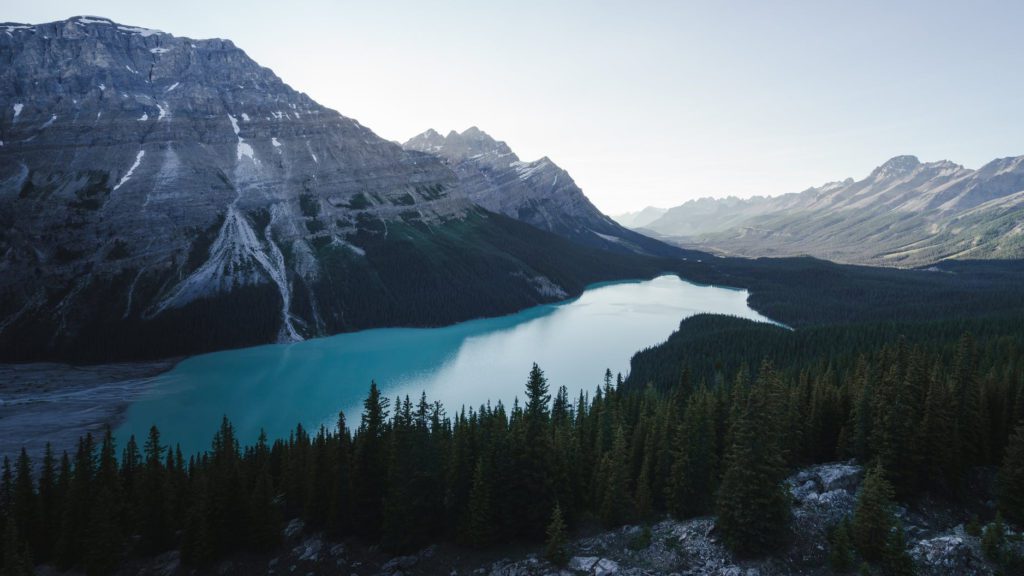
left=611, top=206, right=667, bottom=228
left=639, top=155, right=1024, bottom=266
left=0, top=17, right=667, bottom=362
left=403, top=127, right=685, bottom=258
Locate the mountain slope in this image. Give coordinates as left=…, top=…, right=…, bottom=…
left=403, top=127, right=687, bottom=258
left=640, top=155, right=1024, bottom=266
left=0, top=17, right=666, bottom=362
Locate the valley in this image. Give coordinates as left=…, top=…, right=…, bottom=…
left=2, top=11, right=1024, bottom=576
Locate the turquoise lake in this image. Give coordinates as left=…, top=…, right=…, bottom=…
left=116, top=275, right=776, bottom=455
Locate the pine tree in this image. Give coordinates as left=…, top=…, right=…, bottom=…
left=57, top=433, right=96, bottom=569
left=464, top=457, right=494, bottom=547
left=2, top=518, right=34, bottom=576
left=668, top=391, right=718, bottom=518
left=715, top=363, right=791, bottom=556
left=634, top=456, right=653, bottom=521
left=352, top=382, right=390, bottom=539
left=599, top=425, right=634, bottom=526
left=506, top=365, right=554, bottom=538
left=919, top=369, right=955, bottom=493
left=875, top=349, right=925, bottom=496
left=120, top=435, right=141, bottom=517
left=842, top=357, right=874, bottom=461
left=10, top=450, right=34, bottom=563
left=829, top=520, right=855, bottom=573
left=544, top=503, right=569, bottom=566
left=206, top=417, right=247, bottom=555
left=181, top=473, right=213, bottom=566
left=0, top=458, right=11, bottom=522
left=1013, top=378, right=1024, bottom=427
left=328, top=412, right=353, bottom=537
left=981, top=513, right=1005, bottom=561
left=34, top=444, right=57, bottom=563
left=85, top=428, right=124, bottom=576
left=552, top=385, right=570, bottom=428
left=383, top=396, right=422, bottom=552
left=852, top=465, right=898, bottom=564
left=881, top=526, right=915, bottom=576
left=950, top=334, right=982, bottom=483
left=247, top=464, right=279, bottom=549
left=140, top=426, right=170, bottom=553
left=526, top=363, right=552, bottom=424
left=999, top=424, right=1024, bottom=525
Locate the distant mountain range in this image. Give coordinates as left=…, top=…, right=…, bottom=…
left=612, top=206, right=667, bottom=229
left=632, top=155, right=1024, bottom=266
left=0, top=16, right=680, bottom=362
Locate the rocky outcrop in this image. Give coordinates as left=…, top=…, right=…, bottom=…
left=639, top=154, right=1024, bottom=266
left=404, top=128, right=687, bottom=259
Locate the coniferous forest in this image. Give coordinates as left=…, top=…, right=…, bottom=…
left=3, top=318, right=1024, bottom=575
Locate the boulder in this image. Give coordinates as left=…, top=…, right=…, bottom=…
left=283, top=518, right=305, bottom=540
left=381, top=554, right=418, bottom=572
left=294, top=536, right=322, bottom=562
left=816, top=463, right=863, bottom=493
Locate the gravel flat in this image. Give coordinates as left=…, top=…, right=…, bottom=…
left=0, top=360, right=177, bottom=462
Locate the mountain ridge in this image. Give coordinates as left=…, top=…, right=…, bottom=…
left=638, top=153, right=1024, bottom=266
left=404, top=126, right=688, bottom=258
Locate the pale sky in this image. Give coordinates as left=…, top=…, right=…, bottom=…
left=8, top=1, right=1024, bottom=213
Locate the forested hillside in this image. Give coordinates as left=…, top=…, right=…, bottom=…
left=3, top=326, right=1023, bottom=574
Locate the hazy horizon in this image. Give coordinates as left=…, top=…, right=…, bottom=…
left=8, top=0, right=1024, bottom=213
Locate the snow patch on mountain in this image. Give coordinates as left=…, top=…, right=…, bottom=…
left=228, top=114, right=255, bottom=162
left=593, top=231, right=624, bottom=244
left=117, top=24, right=162, bottom=37
left=72, top=17, right=112, bottom=25
left=112, top=150, right=145, bottom=191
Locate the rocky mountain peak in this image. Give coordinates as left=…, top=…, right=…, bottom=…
left=870, top=155, right=922, bottom=180
left=976, top=155, right=1024, bottom=177
left=406, top=127, right=514, bottom=161
left=403, top=127, right=686, bottom=259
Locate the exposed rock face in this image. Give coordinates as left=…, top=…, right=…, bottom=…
left=0, top=17, right=659, bottom=362
left=639, top=154, right=1024, bottom=266
left=404, top=127, right=686, bottom=258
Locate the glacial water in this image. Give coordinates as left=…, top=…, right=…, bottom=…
left=116, top=275, right=776, bottom=455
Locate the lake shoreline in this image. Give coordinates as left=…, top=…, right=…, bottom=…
left=0, top=274, right=771, bottom=460
left=0, top=359, right=179, bottom=461
left=116, top=275, right=774, bottom=456
left=0, top=277, right=671, bottom=460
